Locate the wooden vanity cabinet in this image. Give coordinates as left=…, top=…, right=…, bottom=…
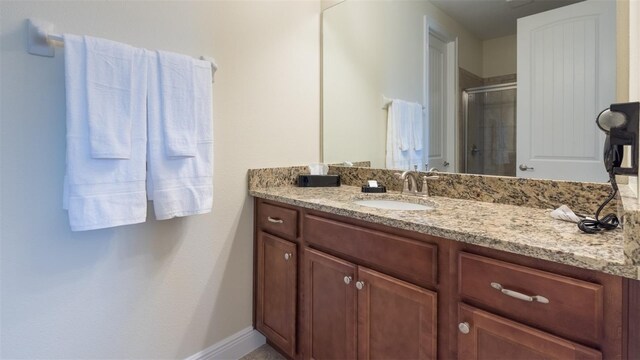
left=303, top=247, right=437, bottom=360
left=457, top=303, right=602, bottom=360
left=255, top=201, right=300, bottom=358
left=253, top=198, right=636, bottom=359
left=453, top=244, right=624, bottom=360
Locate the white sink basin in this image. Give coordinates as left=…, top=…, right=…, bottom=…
left=353, top=199, right=434, bottom=211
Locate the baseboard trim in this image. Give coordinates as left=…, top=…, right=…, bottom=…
left=185, top=326, right=266, bottom=360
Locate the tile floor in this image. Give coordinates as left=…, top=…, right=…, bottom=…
left=240, top=344, right=285, bottom=360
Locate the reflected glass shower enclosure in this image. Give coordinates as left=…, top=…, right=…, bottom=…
left=463, top=83, right=517, bottom=177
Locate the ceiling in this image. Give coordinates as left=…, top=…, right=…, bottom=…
left=429, top=0, right=584, bottom=40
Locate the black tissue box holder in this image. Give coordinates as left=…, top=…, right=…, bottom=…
left=361, top=185, right=387, bottom=193
left=298, top=175, right=341, bottom=187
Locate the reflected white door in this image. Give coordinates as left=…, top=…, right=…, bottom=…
left=428, top=33, right=452, bottom=172
left=517, top=0, right=615, bottom=182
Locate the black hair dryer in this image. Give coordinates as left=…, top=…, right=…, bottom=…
left=596, top=102, right=639, bottom=176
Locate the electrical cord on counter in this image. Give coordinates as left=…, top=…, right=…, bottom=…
left=577, top=175, right=620, bottom=234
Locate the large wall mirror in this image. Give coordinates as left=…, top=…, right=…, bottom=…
left=322, top=0, right=624, bottom=182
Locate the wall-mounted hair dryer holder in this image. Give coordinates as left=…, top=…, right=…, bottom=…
left=602, top=102, right=639, bottom=176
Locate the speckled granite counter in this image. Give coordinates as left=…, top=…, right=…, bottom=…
left=250, top=185, right=639, bottom=279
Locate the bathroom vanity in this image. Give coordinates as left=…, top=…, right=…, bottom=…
left=250, top=170, right=640, bottom=360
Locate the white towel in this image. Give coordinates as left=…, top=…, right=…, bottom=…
left=385, top=99, right=423, bottom=170
left=85, top=36, right=137, bottom=159
left=386, top=100, right=409, bottom=169
left=410, top=102, right=424, bottom=151
left=157, top=50, right=197, bottom=158
left=147, top=53, right=214, bottom=220
left=63, top=34, right=148, bottom=231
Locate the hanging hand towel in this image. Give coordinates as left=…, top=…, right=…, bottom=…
left=63, top=35, right=148, bottom=231
left=157, top=50, right=197, bottom=157
left=385, top=100, right=410, bottom=169
left=85, top=36, right=137, bottom=159
left=410, top=102, right=424, bottom=151
left=147, top=53, right=213, bottom=220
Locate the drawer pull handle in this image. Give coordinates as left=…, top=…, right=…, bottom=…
left=458, top=322, right=471, bottom=334
left=490, top=282, right=549, bottom=304
left=267, top=217, right=284, bottom=224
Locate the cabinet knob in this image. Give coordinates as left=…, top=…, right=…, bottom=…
left=458, top=322, right=471, bottom=334
left=343, top=276, right=352, bottom=285
left=355, top=281, right=365, bottom=290
left=284, top=253, right=292, bottom=261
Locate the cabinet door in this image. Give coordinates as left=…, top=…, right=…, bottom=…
left=256, top=232, right=297, bottom=357
left=458, top=303, right=602, bottom=360
left=304, top=248, right=357, bottom=360
left=357, top=267, right=437, bottom=360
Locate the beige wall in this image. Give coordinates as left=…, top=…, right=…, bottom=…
left=322, top=0, right=482, bottom=167
left=482, top=34, right=517, bottom=78
left=0, top=1, right=320, bottom=358
left=629, top=0, right=640, bottom=195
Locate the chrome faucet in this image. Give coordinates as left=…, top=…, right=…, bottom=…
left=397, top=170, right=420, bottom=195
left=395, top=170, right=439, bottom=197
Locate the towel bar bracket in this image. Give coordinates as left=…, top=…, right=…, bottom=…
left=26, top=18, right=218, bottom=81
left=27, top=18, right=55, bottom=57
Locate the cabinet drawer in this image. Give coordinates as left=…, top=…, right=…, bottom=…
left=458, top=303, right=601, bottom=360
left=304, top=214, right=437, bottom=288
left=459, top=252, right=604, bottom=345
left=257, top=202, right=298, bottom=241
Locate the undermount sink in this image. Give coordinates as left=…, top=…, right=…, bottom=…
left=353, top=199, right=435, bottom=211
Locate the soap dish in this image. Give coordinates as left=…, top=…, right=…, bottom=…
left=361, top=185, right=387, bottom=193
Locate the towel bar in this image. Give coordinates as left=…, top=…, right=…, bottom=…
left=26, top=18, right=218, bottom=81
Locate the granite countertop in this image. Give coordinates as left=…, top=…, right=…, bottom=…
left=250, top=185, right=639, bottom=279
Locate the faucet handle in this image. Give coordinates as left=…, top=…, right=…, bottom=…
left=420, top=175, right=439, bottom=197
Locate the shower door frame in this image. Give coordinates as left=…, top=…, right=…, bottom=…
left=462, top=82, right=517, bottom=174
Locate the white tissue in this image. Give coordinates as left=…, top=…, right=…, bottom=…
left=549, top=205, right=582, bottom=223
left=368, top=180, right=378, bottom=188
left=309, top=163, right=328, bottom=175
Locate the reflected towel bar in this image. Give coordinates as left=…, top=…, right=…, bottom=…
left=381, top=95, right=426, bottom=110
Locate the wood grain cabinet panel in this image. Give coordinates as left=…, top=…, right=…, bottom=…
left=357, top=267, right=437, bottom=360
left=457, top=303, right=602, bottom=360
left=258, top=202, right=298, bottom=241
left=304, top=214, right=437, bottom=288
left=304, top=248, right=357, bottom=360
left=459, top=252, right=604, bottom=345
left=256, top=232, right=297, bottom=358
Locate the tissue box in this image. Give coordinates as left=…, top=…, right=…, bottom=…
left=298, top=175, right=340, bottom=187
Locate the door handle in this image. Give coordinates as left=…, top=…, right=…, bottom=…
left=519, top=164, right=534, bottom=171
left=458, top=322, right=471, bottom=334
left=471, top=145, right=480, bottom=155
left=491, top=282, right=549, bottom=304
left=267, top=216, right=284, bottom=224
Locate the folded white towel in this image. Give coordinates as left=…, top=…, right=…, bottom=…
left=85, top=36, right=138, bottom=159
left=63, top=34, right=148, bottom=231
left=395, top=100, right=411, bottom=151
left=147, top=54, right=213, bottom=220
left=410, top=102, right=424, bottom=151
left=157, top=50, right=197, bottom=158
left=386, top=100, right=409, bottom=169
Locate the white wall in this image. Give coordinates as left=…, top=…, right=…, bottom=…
left=0, top=1, right=320, bottom=358
left=482, top=34, right=517, bottom=78
left=322, top=0, right=482, bottom=167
